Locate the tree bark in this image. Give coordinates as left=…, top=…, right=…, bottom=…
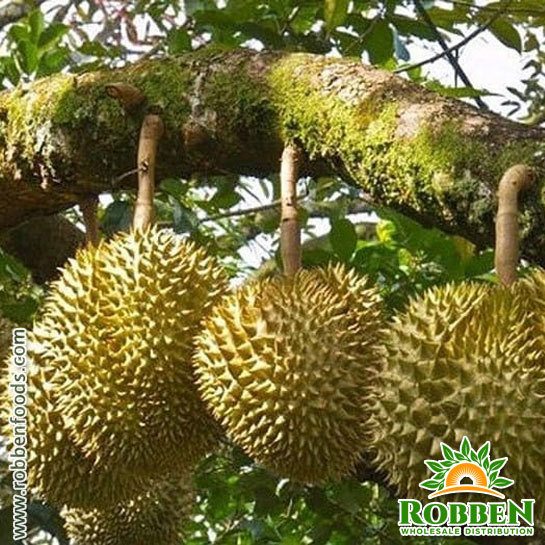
left=0, top=0, right=48, bottom=29
left=0, top=215, right=84, bottom=284
left=1, top=48, right=544, bottom=262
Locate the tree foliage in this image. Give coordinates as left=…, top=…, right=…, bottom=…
left=0, top=0, right=543, bottom=544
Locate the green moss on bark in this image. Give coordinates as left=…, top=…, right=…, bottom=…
left=0, top=48, right=544, bottom=258
left=268, top=54, right=545, bottom=246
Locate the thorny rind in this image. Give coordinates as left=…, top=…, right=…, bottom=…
left=1, top=48, right=545, bottom=262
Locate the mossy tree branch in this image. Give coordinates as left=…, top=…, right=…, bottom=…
left=1, top=48, right=545, bottom=262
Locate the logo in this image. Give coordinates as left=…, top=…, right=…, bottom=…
left=398, top=437, right=535, bottom=538
left=420, top=436, right=513, bottom=499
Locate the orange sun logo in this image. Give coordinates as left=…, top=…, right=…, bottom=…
left=420, top=437, right=514, bottom=499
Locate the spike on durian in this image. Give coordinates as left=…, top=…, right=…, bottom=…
left=194, top=264, right=384, bottom=483
left=29, top=226, right=228, bottom=479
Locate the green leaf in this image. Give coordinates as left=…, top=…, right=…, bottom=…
left=28, top=9, right=44, bottom=43
left=470, top=450, right=479, bottom=464
left=38, top=22, right=69, bottom=50
left=329, top=218, right=357, bottom=261
left=477, top=441, right=490, bottom=462
left=168, top=28, right=192, bottom=54
left=302, top=248, right=332, bottom=267
left=330, top=480, right=370, bottom=514
left=460, top=437, right=471, bottom=457
left=0, top=57, right=21, bottom=85
left=160, top=178, right=186, bottom=199
left=253, top=486, right=283, bottom=517
left=0, top=295, right=39, bottom=323
left=441, top=443, right=455, bottom=461
left=238, top=22, right=285, bottom=49
left=390, top=15, right=436, bottom=40
left=376, top=219, right=395, bottom=243
left=172, top=200, right=198, bottom=233
left=305, top=488, right=337, bottom=516
left=79, top=41, right=110, bottom=57
left=310, top=524, right=333, bottom=545
left=492, top=477, right=514, bottom=489
left=100, top=200, right=132, bottom=235
left=419, top=479, right=441, bottom=490
left=440, top=460, right=456, bottom=469
left=37, top=48, right=69, bottom=77
left=454, top=451, right=467, bottom=462
left=489, top=457, right=508, bottom=473
left=489, top=470, right=500, bottom=484
left=16, top=41, right=38, bottom=74
left=364, top=19, right=394, bottom=65
left=424, top=460, right=444, bottom=473
left=489, top=19, right=522, bottom=52
left=9, top=24, right=30, bottom=43
left=183, top=0, right=205, bottom=17
left=210, top=190, right=241, bottom=209
left=324, top=0, right=349, bottom=31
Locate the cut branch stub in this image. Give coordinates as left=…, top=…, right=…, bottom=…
left=133, top=114, right=164, bottom=232
left=495, top=164, right=534, bottom=287
left=79, top=196, right=100, bottom=248
left=280, top=143, right=303, bottom=276
left=105, top=83, right=145, bottom=111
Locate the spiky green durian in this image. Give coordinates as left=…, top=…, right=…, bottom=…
left=31, top=226, right=228, bottom=478
left=0, top=347, right=152, bottom=508
left=370, top=280, right=545, bottom=519
left=194, top=264, right=384, bottom=483
left=63, top=475, right=194, bottom=545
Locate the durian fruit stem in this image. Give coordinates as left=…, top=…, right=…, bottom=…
left=280, top=143, right=303, bottom=276
left=80, top=196, right=100, bottom=247
left=105, top=83, right=145, bottom=111
left=495, top=164, right=534, bottom=287
left=133, top=114, right=164, bottom=232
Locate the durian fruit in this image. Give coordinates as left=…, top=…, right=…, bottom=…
left=63, top=475, right=195, bottom=545
left=370, top=165, right=545, bottom=520
left=370, top=282, right=545, bottom=509
left=32, top=226, right=228, bottom=477
left=194, top=263, right=384, bottom=483
left=1, top=345, right=152, bottom=509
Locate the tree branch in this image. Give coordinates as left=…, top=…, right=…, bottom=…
left=395, top=7, right=506, bottom=75
left=447, top=0, right=545, bottom=16
left=1, top=49, right=545, bottom=264
left=0, top=215, right=84, bottom=284
left=0, top=0, right=47, bottom=29
left=412, top=0, right=489, bottom=110
left=199, top=199, right=372, bottom=224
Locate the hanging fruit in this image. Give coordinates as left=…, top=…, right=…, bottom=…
left=370, top=165, right=545, bottom=519
left=10, top=113, right=228, bottom=508
left=63, top=474, right=194, bottom=545
left=194, top=143, right=385, bottom=483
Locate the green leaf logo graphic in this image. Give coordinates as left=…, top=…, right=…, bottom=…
left=418, top=437, right=514, bottom=498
